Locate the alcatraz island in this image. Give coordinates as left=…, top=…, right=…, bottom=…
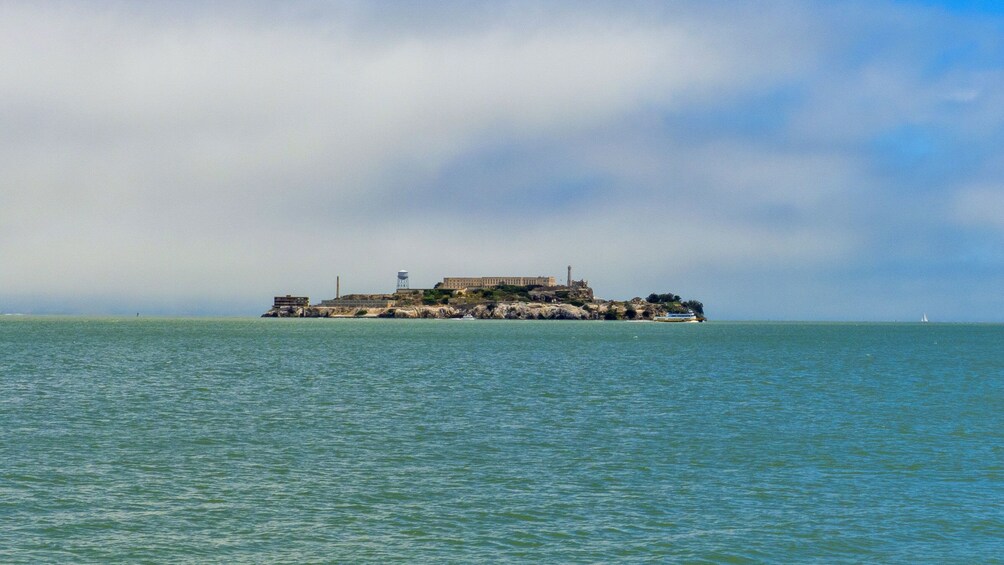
left=264, top=267, right=705, bottom=321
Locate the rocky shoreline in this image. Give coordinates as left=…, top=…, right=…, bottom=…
left=263, top=301, right=703, bottom=321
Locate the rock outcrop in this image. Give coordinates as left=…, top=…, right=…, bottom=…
left=261, top=301, right=680, bottom=320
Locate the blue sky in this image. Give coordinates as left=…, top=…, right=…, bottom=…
left=902, top=0, right=1004, bottom=14
left=2, top=1, right=1003, bottom=320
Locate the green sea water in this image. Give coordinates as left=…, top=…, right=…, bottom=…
left=1, top=318, right=1001, bottom=563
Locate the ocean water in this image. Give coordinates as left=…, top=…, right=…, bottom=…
left=1, top=318, right=1001, bottom=563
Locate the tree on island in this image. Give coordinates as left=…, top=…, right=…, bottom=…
left=625, top=302, right=638, bottom=319
left=682, top=300, right=704, bottom=315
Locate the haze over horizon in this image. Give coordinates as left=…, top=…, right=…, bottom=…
left=3, top=1, right=1004, bottom=321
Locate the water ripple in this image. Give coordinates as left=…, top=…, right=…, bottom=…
left=1, top=318, right=1001, bottom=562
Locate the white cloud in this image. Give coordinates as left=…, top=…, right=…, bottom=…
left=2, top=1, right=1004, bottom=319
left=2, top=5, right=751, bottom=209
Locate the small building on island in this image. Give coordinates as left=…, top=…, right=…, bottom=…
left=273, top=295, right=309, bottom=309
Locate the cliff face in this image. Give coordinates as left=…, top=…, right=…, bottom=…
left=263, top=303, right=590, bottom=319
left=261, top=301, right=671, bottom=320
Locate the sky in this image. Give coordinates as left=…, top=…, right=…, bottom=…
left=2, top=0, right=1004, bottom=321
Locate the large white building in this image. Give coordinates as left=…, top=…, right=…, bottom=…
left=439, top=276, right=556, bottom=290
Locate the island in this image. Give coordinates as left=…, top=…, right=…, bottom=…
left=264, top=269, right=705, bottom=321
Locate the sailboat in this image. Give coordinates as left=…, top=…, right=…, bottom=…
left=921, top=313, right=929, bottom=323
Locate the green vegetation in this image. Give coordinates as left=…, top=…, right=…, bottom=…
left=422, top=288, right=452, bottom=305
left=647, top=292, right=704, bottom=316
left=484, top=284, right=536, bottom=302
left=665, top=302, right=690, bottom=314
left=446, top=284, right=539, bottom=305
left=408, top=285, right=704, bottom=318
left=625, top=302, right=638, bottom=320
left=354, top=309, right=367, bottom=316
left=682, top=300, right=704, bottom=315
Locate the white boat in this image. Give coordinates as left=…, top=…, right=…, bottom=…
left=653, top=311, right=700, bottom=323
left=457, top=313, right=476, bottom=320
left=921, top=313, right=929, bottom=323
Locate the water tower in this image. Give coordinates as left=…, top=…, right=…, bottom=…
left=397, top=270, right=410, bottom=290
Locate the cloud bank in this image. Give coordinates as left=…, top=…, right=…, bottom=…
left=2, top=1, right=1003, bottom=320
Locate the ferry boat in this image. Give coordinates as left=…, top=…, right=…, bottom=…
left=653, top=310, right=700, bottom=323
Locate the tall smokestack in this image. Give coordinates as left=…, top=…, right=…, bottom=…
left=567, top=265, right=572, bottom=287
left=336, top=276, right=340, bottom=299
